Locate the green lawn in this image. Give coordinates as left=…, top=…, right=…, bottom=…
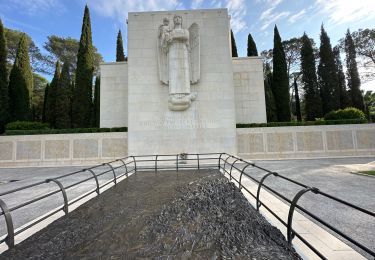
left=360, top=171, right=375, bottom=176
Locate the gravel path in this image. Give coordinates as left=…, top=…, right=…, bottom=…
left=1, top=170, right=299, bottom=259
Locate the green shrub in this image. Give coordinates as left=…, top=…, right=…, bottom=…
left=324, top=107, right=366, bottom=120
left=236, top=118, right=367, bottom=128
left=5, top=126, right=128, bottom=135
left=6, top=121, right=50, bottom=130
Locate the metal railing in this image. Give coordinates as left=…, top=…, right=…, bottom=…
left=0, top=157, right=136, bottom=248
left=0, top=152, right=374, bottom=260
left=218, top=153, right=375, bottom=259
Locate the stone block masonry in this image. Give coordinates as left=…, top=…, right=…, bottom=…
left=0, top=124, right=374, bottom=167
left=0, top=132, right=127, bottom=167
left=237, top=124, right=375, bottom=159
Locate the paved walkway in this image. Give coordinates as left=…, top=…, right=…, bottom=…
left=232, top=157, right=375, bottom=259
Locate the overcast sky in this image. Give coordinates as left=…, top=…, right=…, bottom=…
left=0, top=0, right=374, bottom=91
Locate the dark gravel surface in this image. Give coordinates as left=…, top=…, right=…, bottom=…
left=1, top=170, right=300, bottom=259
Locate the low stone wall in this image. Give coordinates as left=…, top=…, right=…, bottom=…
left=237, top=124, right=375, bottom=159
left=0, top=132, right=127, bottom=167
left=1, top=124, right=374, bottom=167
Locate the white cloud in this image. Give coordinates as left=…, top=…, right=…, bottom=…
left=88, top=0, right=248, bottom=33
left=288, top=9, right=306, bottom=24
left=259, top=0, right=288, bottom=31
left=226, top=0, right=247, bottom=33
left=315, top=0, right=375, bottom=25
left=260, top=11, right=289, bottom=31
left=87, top=0, right=181, bottom=21
left=8, top=0, right=64, bottom=15
left=191, top=0, right=204, bottom=9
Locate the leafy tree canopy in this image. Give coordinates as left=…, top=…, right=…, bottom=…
left=339, top=28, right=375, bottom=83
left=44, top=35, right=103, bottom=75
left=4, top=28, right=49, bottom=74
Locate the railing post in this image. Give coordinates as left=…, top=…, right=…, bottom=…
left=103, top=163, right=117, bottom=185
left=229, top=159, right=240, bottom=180
left=46, top=178, right=69, bottom=215
left=176, top=154, right=179, bottom=171
left=118, top=159, right=128, bottom=177
left=84, top=169, right=100, bottom=195
left=132, top=156, right=137, bottom=173
left=218, top=153, right=224, bottom=169
left=0, top=199, right=14, bottom=248
left=223, top=155, right=232, bottom=175
left=256, top=172, right=278, bottom=211
left=155, top=155, right=158, bottom=172
left=287, top=187, right=319, bottom=244
left=197, top=154, right=200, bottom=170
left=239, top=162, right=253, bottom=190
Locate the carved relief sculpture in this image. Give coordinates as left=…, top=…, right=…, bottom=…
left=157, top=15, right=200, bottom=111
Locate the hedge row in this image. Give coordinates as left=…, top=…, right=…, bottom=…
left=236, top=119, right=368, bottom=128
left=5, top=127, right=127, bottom=135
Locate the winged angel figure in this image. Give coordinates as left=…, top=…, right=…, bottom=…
left=157, top=15, right=200, bottom=111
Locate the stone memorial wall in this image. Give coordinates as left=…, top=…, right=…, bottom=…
left=0, top=124, right=374, bottom=167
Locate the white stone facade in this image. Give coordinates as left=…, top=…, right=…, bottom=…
left=233, top=57, right=267, bottom=123
left=100, top=9, right=266, bottom=155
left=100, top=62, right=128, bottom=128
left=0, top=132, right=127, bottom=167
left=1, top=124, right=374, bottom=167
left=237, top=124, right=375, bottom=159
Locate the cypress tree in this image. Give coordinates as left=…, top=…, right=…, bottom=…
left=230, top=29, right=238, bottom=57
left=72, top=5, right=94, bottom=128
left=45, top=62, right=60, bottom=127
left=264, top=64, right=277, bottom=122
left=0, top=19, right=9, bottom=132
left=293, top=76, right=302, bottom=121
left=271, top=25, right=291, bottom=121
left=93, top=76, right=100, bottom=127
left=8, top=34, right=33, bottom=121
left=345, top=29, right=364, bottom=111
left=247, top=33, right=258, bottom=56
left=333, top=46, right=351, bottom=109
left=55, top=62, right=71, bottom=128
left=116, top=30, right=125, bottom=62
left=317, top=25, right=340, bottom=115
left=300, top=33, right=322, bottom=120
left=42, top=83, right=49, bottom=123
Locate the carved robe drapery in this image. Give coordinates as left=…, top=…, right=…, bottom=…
left=157, top=16, right=200, bottom=111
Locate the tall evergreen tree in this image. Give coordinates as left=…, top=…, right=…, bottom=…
left=333, top=46, right=351, bottom=109
left=293, top=76, right=302, bottom=121
left=345, top=29, right=365, bottom=111
left=247, top=33, right=258, bottom=56
left=271, top=25, right=291, bottom=121
left=116, top=30, right=126, bottom=62
left=55, top=62, right=71, bottom=128
left=317, top=25, right=340, bottom=115
left=264, top=64, right=277, bottom=122
left=8, top=34, right=33, bottom=121
left=45, top=62, right=60, bottom=127
left=42, top=83, right=49, bottom=122
left=93, top=76, right=100, bottom=127
left=72, top=5, right=94, bottom=128
left=300, top=33, right=322, bottom=120
left=230, top=29, right=238, bottom=57
left=0, top=19, right=9, bottom=133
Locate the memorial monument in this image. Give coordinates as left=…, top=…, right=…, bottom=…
left=100, top=9, right=266, bottom=155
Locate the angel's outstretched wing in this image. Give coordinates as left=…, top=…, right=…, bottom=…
left=189, top=23, right=200, bottom=85
left=157, top=25, right=169, bottom=85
